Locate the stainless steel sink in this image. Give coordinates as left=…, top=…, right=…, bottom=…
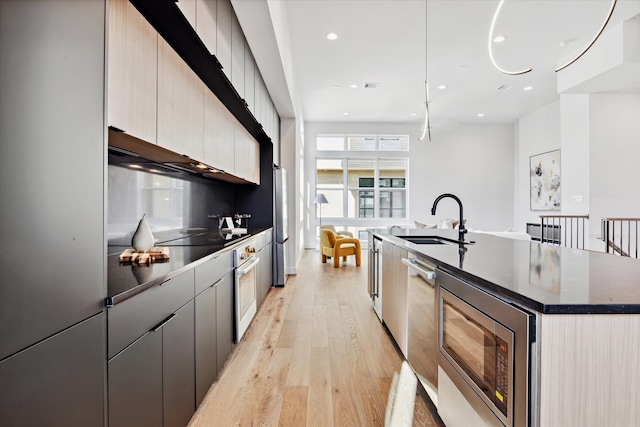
left=397, top=236, right=475, bottom=245
left=399, top=237, right=449, bottom=245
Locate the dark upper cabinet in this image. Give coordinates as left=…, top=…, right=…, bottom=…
left=0, top=313, right=106, bottom=427
left=0, top=0, right=106, bottom=361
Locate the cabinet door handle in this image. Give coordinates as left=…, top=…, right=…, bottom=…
left=151, top=313, right=176, bottom=332
left=401, top=258, right=436, bottom=280
left=209, top=276, right=225, bottom=289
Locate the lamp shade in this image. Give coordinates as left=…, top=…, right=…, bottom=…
left=313, top=194, right=328, bottom=204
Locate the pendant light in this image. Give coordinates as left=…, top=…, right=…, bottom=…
left=488, top=0, right=617, bottom=75
left=418, top=0, right=431, bottom=141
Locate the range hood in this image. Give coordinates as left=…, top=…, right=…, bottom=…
left=108, top=128, right=252, bottom=184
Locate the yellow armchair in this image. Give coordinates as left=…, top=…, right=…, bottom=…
left=319, top=229, right=361, bottom=268
left=319, top=224, right=354, bottom=238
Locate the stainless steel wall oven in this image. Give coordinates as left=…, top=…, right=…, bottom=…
left=437, top=270, right=535, bottom=427
left=233, top=239, right=260, bottom=343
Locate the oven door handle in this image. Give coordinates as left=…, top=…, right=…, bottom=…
left=237, top=257, right=260, bottom=275
left=401, top=257, right=436, bottom=280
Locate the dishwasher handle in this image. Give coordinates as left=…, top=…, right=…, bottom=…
left=401, top=257, right=436, bottom=280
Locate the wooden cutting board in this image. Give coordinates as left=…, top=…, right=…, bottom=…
left=119, top=247, right=170, bottom=265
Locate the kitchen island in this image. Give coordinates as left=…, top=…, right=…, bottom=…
left=370, top=227, right=640, bottom=427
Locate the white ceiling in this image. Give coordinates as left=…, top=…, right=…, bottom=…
left=236, top=0, right=640, bottom=127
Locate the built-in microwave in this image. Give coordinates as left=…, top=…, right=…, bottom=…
left=437, top=269, right=535, bottom=427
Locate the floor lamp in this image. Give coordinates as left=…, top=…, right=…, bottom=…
left=313, top=194, right=328, bottom=226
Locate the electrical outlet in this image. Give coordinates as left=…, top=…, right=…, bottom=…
left=572, top=195, right=583, bottom=203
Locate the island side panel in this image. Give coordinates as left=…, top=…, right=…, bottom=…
left=539, top=313, right=640, bottom=426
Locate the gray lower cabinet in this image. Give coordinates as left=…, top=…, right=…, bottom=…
left=108, top=301, right=195, bottom=427
left=258, top=242, right=273, bottom=305
left=0, top=312, right=106, bottom=427
left=109, top=328, right=163, bottom=427
left=216, top=273, right=234, bottom=374
left=163, top=301, right=195, bottom=427
left=195, top=273, right=233, bottom=406
left=195, top=282, right=218, bottom=406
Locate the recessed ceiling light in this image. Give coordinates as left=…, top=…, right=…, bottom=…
left=493, top=35, right=507, bottom=43
left=477, top=113, right=485, bottom=117
left=326, top=32, right=339, bottom=40
left=129, top=164, right=143, bottom=169
left=458, top=65, right=470, bottom=69
left=332, top=85, right=341, bottom=89
left=437, top=85, right=447, bottom=90
left=523, top=86, right=533, bottom=91
left=410, top=113, right=417, bottom=116
left=343, top=112, right=349, bottom=116
left=349, top=84, right=358, bottom=89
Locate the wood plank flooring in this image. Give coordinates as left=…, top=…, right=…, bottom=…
left=188, top=249, right=440, bottom=426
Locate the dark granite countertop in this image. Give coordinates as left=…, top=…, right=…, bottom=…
left=372, top=228, right=640, bottom=314
left=107, top=227, right=271, bottom=306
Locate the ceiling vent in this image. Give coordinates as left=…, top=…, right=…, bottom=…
left=364, top=82, right=379, bottom=89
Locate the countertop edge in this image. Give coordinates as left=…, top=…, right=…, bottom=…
left=107, top=228, right=272, bottom=307
left=370, top=229, right=640, bottom=315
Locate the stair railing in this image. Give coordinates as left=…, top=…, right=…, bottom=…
left=539, top=214, right=589, bottom=249
left=601, top=218, right=639, bottom=258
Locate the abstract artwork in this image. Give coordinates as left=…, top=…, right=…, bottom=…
left=530, top=150, right=560, bottom=211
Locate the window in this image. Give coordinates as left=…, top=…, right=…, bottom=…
left=315, top=134, right=408, bottom=220
left=315, top=135, right=409, bottom=152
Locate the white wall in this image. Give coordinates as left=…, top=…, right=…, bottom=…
left=411, top=123, right=515, bottom=232
left=589, top=93, right=640, bottom=246
left=514, top=101, right=562, bottom=231
left=304, top=121, right=515, bottom=248
left=514, top=93, right=640, bottom=249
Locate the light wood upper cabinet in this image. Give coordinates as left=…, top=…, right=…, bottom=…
left=234, top=125, right=260, bottom=185
left=108, top=0, right=157, bottom=143
left=244, top=46, right=255, bottom=114
left=157, top=38, right=204, bottom=160
left=231, top=13, right=244, bottom=98
left=196, top=0, right=217, bottom=55
left=176, top=0, right=196, bottom=29
left=203, top=89, right=234, bottom=174
left=216, top=0, right=232, bottom=81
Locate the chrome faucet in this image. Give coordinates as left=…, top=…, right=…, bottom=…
left=431, top=193, right=467, bottom=243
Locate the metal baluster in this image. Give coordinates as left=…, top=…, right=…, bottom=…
left=628, top=221, right=631, bottom=257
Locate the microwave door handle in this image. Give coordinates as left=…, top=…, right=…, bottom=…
left=237, top=257, right=260, bottom=275
left=401, top=257, right=436, bottom=280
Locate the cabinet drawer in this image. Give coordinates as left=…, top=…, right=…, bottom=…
left=108, top=269, right=194, bottom=359
left=195, top=251, right=232, bottom=295
left=265, top=228, right=273, bottom=244
left=255, top=233, right=266, bottom=251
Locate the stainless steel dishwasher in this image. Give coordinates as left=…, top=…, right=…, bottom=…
left=403, top=253, right=439, bottom=407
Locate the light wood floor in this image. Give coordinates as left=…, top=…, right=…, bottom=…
left=189, top=249, right=440, bottom=426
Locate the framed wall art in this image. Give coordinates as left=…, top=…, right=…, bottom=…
left=530, top=149, right=560, bottom=211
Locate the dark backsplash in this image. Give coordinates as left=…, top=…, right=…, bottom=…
left=108, top=163, right=234, bottom=246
